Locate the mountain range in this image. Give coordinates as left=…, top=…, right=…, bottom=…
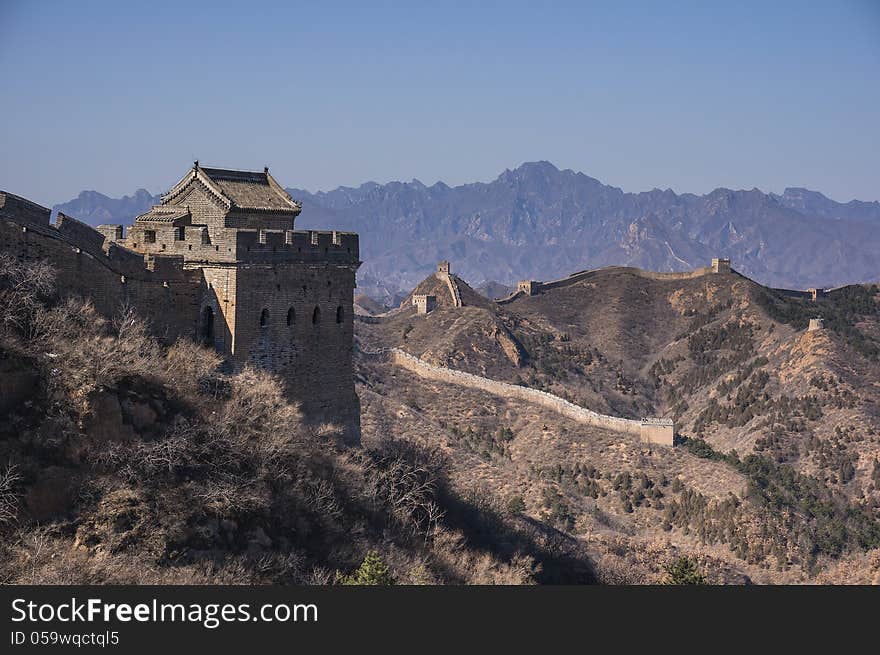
left=53, top=162, right=880, bottom=300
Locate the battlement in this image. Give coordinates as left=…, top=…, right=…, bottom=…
left=0, top=193, right=203, bottom=285
left=0, top=191, right=51, bottom=227
left=2, top=163, right=362, bottom=445
left=116, top=222, right=359, bottom=265
left=235, top=229, right=359, bottom=262
left=808, top=317, right=825, bottom=332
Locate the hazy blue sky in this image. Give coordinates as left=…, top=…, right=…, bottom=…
left=1, top=0, right=878, bottom=206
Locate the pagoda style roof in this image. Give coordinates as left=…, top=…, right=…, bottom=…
left=135, top=205, right=191, bottom=224
left=162, top=162, right=301, bottom=214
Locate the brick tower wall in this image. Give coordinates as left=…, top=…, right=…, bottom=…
left=233, top=262, right=360, bottom=443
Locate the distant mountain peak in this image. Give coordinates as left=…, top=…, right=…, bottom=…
left=517, top=160, right=560, bottom=172
left=51, top=162, right=880, bottom=299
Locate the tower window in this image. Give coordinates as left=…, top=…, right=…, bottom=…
left=260, top=308, right=269, bottom=328
left=312, top=306, right=320, bottom=325
left=287, top=307, right=295, bottom=326
left=144, top=230, right=156, bottom=243
left=336, top=306, right=344, bottom=324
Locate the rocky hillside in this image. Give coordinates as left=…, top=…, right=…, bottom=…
left=53, top=162, right=880, bottom=300
left=356, top=265, right=880, bottom=582
left=0, top=255, right=588, bottom=585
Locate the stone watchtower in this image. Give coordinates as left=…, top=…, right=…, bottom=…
left=711, top=258, right=731, bottom=274
left=412, top=294, right=437, bottom=315
left=105, top=163, right=361, bottom=442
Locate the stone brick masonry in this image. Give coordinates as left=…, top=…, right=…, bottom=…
left=0, top=163, right=362, bottom=444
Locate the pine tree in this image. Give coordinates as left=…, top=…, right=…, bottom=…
left=662, top=556, right=706, bottom=585
left=340, top=551, right=396, bottom=586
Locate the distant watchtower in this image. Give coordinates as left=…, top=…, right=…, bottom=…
left=711, top=258, right=731, bottom=274
left=807, top=288, right=825, bottom=301
left=640, top=418, right=675, bottom=446
left=517, top=280, right=540, bottom=296
left=412, top=294, right=437, bottom=315
left=437, top=260, right=451, bottom=275
left=808, top=318, right=825, bottom=332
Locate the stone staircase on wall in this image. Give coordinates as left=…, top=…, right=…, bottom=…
left=436, top=272, right=463, bottom=308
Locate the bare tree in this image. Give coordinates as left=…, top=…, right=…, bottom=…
left=0, top=465, right=21, bottom=527
left=0, top=254, right=55, bottom=339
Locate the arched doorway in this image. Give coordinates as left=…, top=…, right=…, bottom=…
left=201, top=306, right=215, bottom=347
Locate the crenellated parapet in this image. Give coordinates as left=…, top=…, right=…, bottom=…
left=0, top=190, right=201, bottom=344
left=3, top=163, right=363, bottom=446
left=0, top=192, right=190, bottom=284
left=111, top=221, right=359, bottom=266
left=235, top=229, right=359, bottom=264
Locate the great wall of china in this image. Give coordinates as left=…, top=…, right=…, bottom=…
left=361, top=346, right=675, bottom=446
left=355, top=254, right=858, bottom=448
left=2, top=164, right=364, bottom=444
left=498, top=258, right=734, bottom=304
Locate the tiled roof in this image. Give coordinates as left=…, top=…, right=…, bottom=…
left=135, top=206, right=191, bottom=224
left=162, top=164, right=300, bottom=213
left=200, top=167, right=300, bottom=212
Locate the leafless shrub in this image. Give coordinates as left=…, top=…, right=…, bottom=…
left=196, top=476, right=267, bottom=515
left=162, top=339, right=223, bottom=396
left=0, top=465, right=21, bottom=527
left=0, top=253, right=55, bottom=339
left=248, top=551, right=308, bottom=583
left=32, top=298, right=161, bottom=396
left=307, top=566, right=334, bottom=585
left=305, top=479, right=343, bottom=521
left=23, top=526, right=50, bottom=584
left=219, top=367, right=305, bottom=474
left=366, top=442, right=447, bottom=539
left=93, top=419, right=197, bottom=479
